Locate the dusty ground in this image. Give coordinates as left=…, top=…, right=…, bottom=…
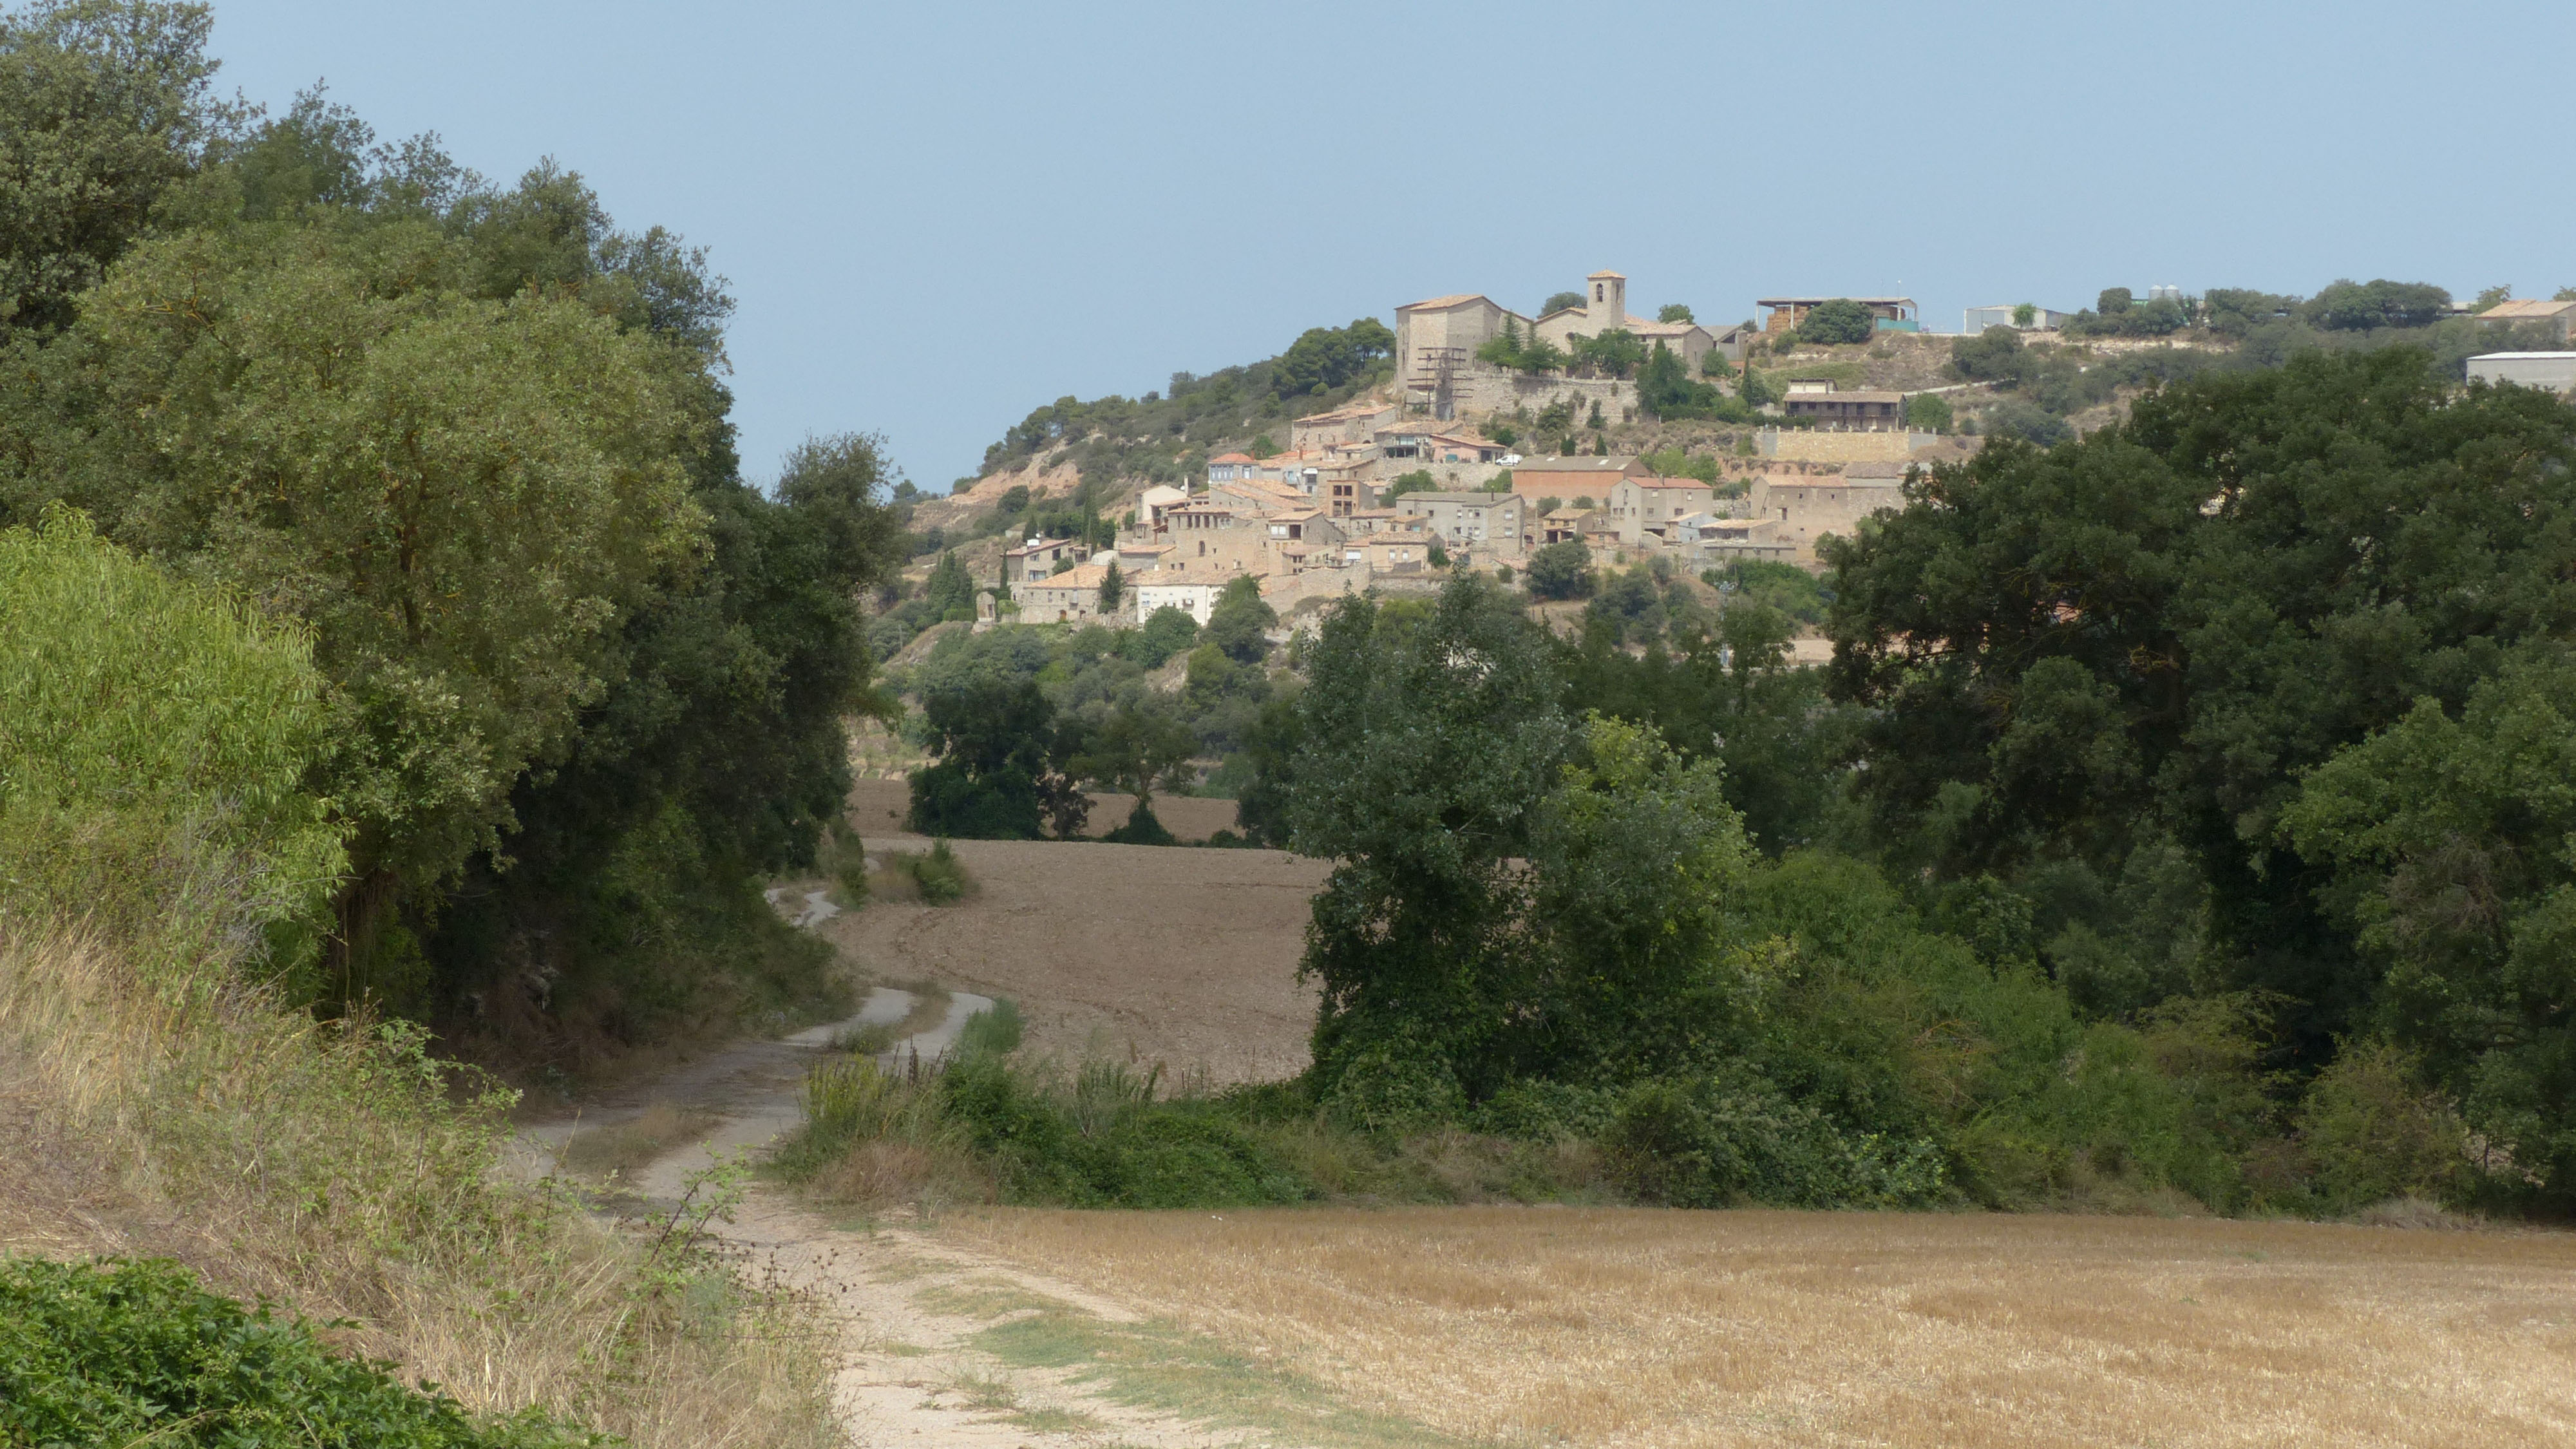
left=822, top=780, right=1325, bottom=1082
left=945, top=1205, right=2576, bottom=1449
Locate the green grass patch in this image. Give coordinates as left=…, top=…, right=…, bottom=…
left=914, top=1280, right=1060, bottom=1320
left=975, top=1309, right=1461, bottom=1449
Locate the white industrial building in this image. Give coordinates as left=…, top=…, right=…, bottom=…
left=2468, top=352, right=2576, bottom=393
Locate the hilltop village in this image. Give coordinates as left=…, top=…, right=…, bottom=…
left=916, top=270, right=1982, bottom=629
left=893, top=269, right=2576, bottom=637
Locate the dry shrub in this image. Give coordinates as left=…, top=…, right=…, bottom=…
left=809, top=1139, right=986, bottom=1212
left=2349, top=1195, right=2487, bottom=1231
left=0, top=929, right=841, bottom=1449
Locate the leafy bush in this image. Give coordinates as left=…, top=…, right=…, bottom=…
left=2295, top=1041, right=2472, bottom=1211
left=1524, top=540, right=1596, bottom=600
left=1980, top=397, right=2074, bottom=446
left=1600, top=1076, right=1948, bottom=1209
left=1793, top=299, right=1875, bottom=346
left=0, top=1258, right=601, bottom=1449
left=1101, top=801, right=1177, bottom=845
left=1124, top=605, right=1200, bottom=668
left=0, top=506, right=345, bottom=980
left=877, top=840, right=972, bottom=905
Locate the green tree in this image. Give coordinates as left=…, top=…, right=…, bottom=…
left=924, top=549, right=978, bottom=620
left=1823, top=347, right=2576, bottom=1059
left=1949, top=324, right=2026, bottom=383
left=2098, top=287, right=2134, bottom=315
left=1569, top=328, right=1647, bottom=378
left=2472, top=285, right=2512, bottom=314
left=2304, top=278, right=2452, bottom=331
left=1524, top=715, right=1754, bottom=1074
left=1542, top=289, right=1585, bottom=316
left=231, top=82, right=376, bottom=220
left=2281, top=645, right=2576, bottom=1200
left=1074, top=700, right=1197, bottom=817
left=0, top=0, right=225, bottom=339
left=1, top=504, right=345, bottom=977
left=1656, top=303, right=1695, bottom=324
left=1120, top=603, right=1199, bottom=668
left=431, top=429, right=898, bottom=1042
left=1289, top=576, right=1570, bottom=1095
left=1202, top=573, right=1276, bottom=665
left=1523, top=540, right=1596, bottom=600
left=1904, top=392, right=1954, bottom=432
left=908, top=679, right=1088, bottom=838
left=3, top=217, right=703, bottom=1000
left=1383, top=468, right=1437, bottom=500
left=1272, top=317, right=1393, bottom=398
left=1098, top=556, right=1124, bottom=612
left=2012, top=302, right=2038, bottom=328
left=1795, top=298, right=1875, bottom=345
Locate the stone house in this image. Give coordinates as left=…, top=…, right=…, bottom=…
left=1322, top=473, right=1382, bottom=518
left=1539, top=507, right=1602, bottom=545
left=1112, top=540, right=1177, bottom=576
left=1263, top=508, right=1345, bottom=549
left=1290, top=401, right=1402, bottom=450
left=1132, top=574, right=1224, bottom=627
left=1394, top=293, right=1531, bottom=413
left=1692, top=516, right=1794, bottom=564
left=1016, top=562, right=1112, bottom=624
left=1136, top=484, right=1192, bottom=535
left=1502, top=455, right=1646, bottom=509
left=1394, top=491, right=1524, bottom=560
left=1607, top=477, right=1718, bottom=545
left=1340, top=531, right=1438, bottom=574
left=1003, top=536, right=1087, bottom=585
left=1752, top=468, right=1909, bottom=562
left=1782, top=381, right=1909, bottom=432
left=2475, top=299, right=2576, bottom=342
left=1210, top=475, right=1309, bottom=513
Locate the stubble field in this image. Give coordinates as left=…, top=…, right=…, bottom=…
left=944, top=1205, right=2576, bottom=1448
left=813, top=779, right=2575, bottom=1447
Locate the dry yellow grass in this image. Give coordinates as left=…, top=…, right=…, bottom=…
left=947, top=1205, right=2576, bottom=1448
left=0, top=929, right=839, bottom=1449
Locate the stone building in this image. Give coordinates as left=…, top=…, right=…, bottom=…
left=1530, top=269, right=1718, bottom=372
left=1393, top=491, right=1524, bottom=560
left=1607, top=476, right=1719, bottom=546
left=1393, top=293, right=1530, bottom=417
left=1290, top=401, right=1402, bottom=450
left=1782, top=381, right=1909, bottom=431
left=1751, top=467, right=1910, bottom=562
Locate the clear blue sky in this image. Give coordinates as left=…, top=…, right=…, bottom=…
left=204, top=1, right=2575, bottom=490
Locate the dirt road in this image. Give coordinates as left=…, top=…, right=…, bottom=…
left=522, top=983, right=1404, bottom=1449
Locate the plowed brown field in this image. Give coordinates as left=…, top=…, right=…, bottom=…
left=824, top=780, right=1325, bottom=1079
